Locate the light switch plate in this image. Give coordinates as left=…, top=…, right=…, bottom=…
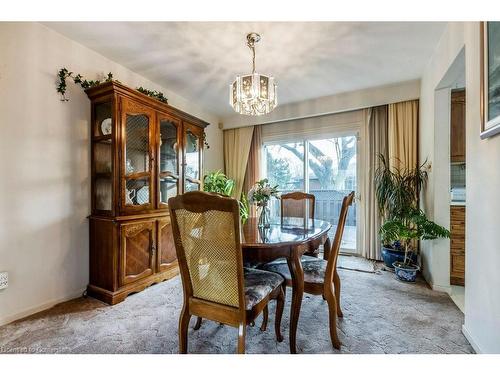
left=0, top=272, right=8, bottom=290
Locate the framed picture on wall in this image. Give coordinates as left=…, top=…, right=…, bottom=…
left=481, top=21, right=500, bottom=139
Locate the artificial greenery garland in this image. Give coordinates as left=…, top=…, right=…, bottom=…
left=136, top=87, right=168, bottom=103
left=56, top=68, right=168, bottom=104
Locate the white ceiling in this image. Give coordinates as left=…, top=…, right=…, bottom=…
left=44, top=22, right=446, bottom=117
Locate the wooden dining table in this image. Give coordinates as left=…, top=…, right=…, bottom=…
left=241, top=216, right=332, bottom=354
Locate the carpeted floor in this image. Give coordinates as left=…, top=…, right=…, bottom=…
left=0, top=263, right=473, bottom=354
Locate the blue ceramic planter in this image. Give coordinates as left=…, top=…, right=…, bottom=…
left=393, top=262, right=419, bottom=282
left=381, top=246, right=417, bottom=268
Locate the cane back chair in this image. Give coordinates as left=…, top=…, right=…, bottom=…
left=262, top=191, right=355, bottom=350
left=168, top=191, right=285, bottom=354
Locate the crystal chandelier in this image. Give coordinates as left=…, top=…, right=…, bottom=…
left=229, top=33, right=277, bottom=116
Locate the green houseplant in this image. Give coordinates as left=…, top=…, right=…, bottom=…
left=375, top=155, right=450, bottom=280
left=203, top=170, right=235, bottom=196
left=379, top=210, right=450, bottom=281
left=202, top=170, right=249, bottom=222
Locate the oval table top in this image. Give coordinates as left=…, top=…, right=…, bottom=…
left=241, top=217, right=331, bottom=248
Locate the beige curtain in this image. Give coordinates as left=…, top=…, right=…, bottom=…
left=223, top=126, right=255, bottom=199
left=242, top=125, right=262, bottom=217
left=388, top=100, right=419, bottom=171
left=363, top=106, right=388, bottom=260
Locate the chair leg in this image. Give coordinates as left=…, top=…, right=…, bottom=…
left=237, top=323, right=246, bottom=354
left=260, top=305, right=269, bottom=332
left=193, top=316, right=202, bottom=330
left=323, top=237, right=331, bottom=261
left=274, top=285, right=285, bottom=342
left=325, top=290, right=341, bottom=350
left=334, top=269, right=343, bottom=318
left=178, top=306, right=191, bottom=354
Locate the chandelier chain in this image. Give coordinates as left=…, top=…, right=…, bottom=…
left=252, top=46, right=256, bottom=74
left=247, top=38, right=256, bottom=74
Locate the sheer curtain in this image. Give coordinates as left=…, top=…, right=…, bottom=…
left=363, top=106, right=388, bottom=260
left=223, top=126, right=255, bottom=200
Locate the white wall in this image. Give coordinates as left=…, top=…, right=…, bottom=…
left=420, top=37, right=466, bottom=292
left=419, top=22, right=500, bottom=353
left=222, top=79, right=420, bottom=129
left=0, top=22, right=223, bottom=325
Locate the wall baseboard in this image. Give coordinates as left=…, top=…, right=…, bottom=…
left=0, top=288, right=86, bottom=327
left=462, top=324, right=482, bottom=354
left=429, top=282, right=452, bottom=294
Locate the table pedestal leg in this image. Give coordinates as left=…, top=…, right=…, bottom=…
left=287, top=252, right=304, bottom=354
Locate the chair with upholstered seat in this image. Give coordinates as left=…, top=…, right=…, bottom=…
left=261, top=191, right=355, bottom=349
left=168, top=191, right=285, bottom=354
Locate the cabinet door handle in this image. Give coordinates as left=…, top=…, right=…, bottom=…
left=151, top=245, right=156, bottom=254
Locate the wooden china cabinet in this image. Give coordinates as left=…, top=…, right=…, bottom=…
left=85, top=81, right=208, bottom=304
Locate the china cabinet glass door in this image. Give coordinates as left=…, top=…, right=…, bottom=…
left=183, top=123, right=203, bottom=192
left=121, top=99, right=154, bottom=212
left=92, top=100, right=113, bottom=213
left=158, top=115, right=181, bottom=208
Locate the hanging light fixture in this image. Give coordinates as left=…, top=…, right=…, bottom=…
left=229, top=33, right=277, bottom=116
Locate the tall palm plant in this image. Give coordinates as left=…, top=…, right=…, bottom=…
left=374, top=154, right=428, bottom=221
left=374, top=155, right=449, bottom=267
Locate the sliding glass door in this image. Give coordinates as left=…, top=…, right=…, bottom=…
left=263, top=134, right=358, bottom=254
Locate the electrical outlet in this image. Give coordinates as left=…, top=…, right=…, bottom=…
left=0, top=272, right=8, bottom=290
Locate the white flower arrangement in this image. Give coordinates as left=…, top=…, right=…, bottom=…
left=247, top=178, right=280, bottom=207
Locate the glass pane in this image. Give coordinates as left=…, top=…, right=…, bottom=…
left=94, top=139, right=112, bottom=174
left=160, top=176, right=178, bottom=203
left=263, top=142, right=304, bottom=218
left=125, top=178, right=150, bottom=206
left=95, top=178, right=112, bottom=211
left=488, top=23, right=500, bottom=121
left=94, top=102, right=112, bottom=137
left=160, top=119, right=178, bottom=173
left=125, top=114, right=149, bottom=174
left=185, top=131, right=199, bottom=180
left=185, top=181, right=200, bottom=192
left=308, top=136, right=357, bottom=252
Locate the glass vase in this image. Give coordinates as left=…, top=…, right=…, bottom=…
left=258, top=203, right=271, bottom=228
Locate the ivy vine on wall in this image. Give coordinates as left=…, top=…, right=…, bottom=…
left=56, top=68, right=168, bottom=104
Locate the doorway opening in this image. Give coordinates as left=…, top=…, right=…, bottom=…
left=426, top=47, right=466, bottom=313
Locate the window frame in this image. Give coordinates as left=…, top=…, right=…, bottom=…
left=261, top=130, right=363, bottom=254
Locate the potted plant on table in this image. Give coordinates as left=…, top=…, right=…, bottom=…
left=375, top=155, right=449, bottom=281
left=247, top=179, right=280, bottom=228
left=203, top=170, right=249, bottom=222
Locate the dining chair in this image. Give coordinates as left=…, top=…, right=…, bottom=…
left=168, top=191, right=285, bottom=354
left=261, top=191, right=355, bottom=350
left=281, top=191, right=319, bottom=257
left=281, top=191, right=315, bottom=222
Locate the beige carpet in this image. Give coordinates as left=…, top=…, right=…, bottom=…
left=0, top=266, right=473, bottom=354
left=337, top=254, right=378, bottom=273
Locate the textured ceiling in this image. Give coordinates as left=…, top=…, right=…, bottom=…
left=44, top=22, right=446, bottom=117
